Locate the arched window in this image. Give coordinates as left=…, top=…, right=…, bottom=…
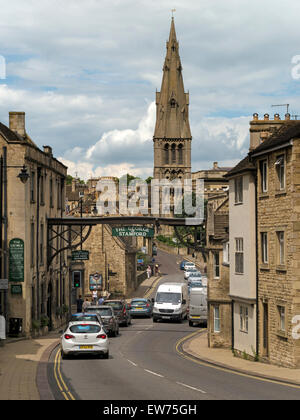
left=178, top=144, right=183, bottom=164
left=170, top=98, right=176, bottom=108
left=171, top=144, right=176, bottom=163
left=164, top=144, right=169, bottom=164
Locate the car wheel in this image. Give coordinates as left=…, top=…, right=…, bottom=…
left=153, top=317, right=158, bottom=323
left=61, top=349, right=67, bottom=360
left=103, top=351, right=109, bottom=359
left=189, top=320, right=193, bottom=327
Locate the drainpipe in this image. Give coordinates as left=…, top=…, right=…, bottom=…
left=36, top=167, right=41, bottom=319
left=231, top=299, right=234, bottom=350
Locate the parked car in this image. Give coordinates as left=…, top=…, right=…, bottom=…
left=184, top=268, right=200, bottom=279
left=188, top=281, right=204, bottom=294
left=69, top=312, right=103, bottom=326
left=187, top=271, right=202, bottom=280
left=103, top=300, right=132, bottom=327
left=61, top=321, right=109, bottom=359
left=84, top=305, right=119, bottom=337
left=188, top=288, right=207, bottom=327
left=183, top=262, right=196, bottom=271
left=180, top=260, right=188, bottom=270
left=129, top=298, right=153, bottom=318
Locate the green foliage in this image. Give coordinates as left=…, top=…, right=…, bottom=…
left=40, top=315, right=49, bottom=327
left=32, top=319, right=41, bottom=330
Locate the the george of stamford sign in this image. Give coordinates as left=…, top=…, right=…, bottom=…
left=112, top=226, right=154, bottom=238
left=9, top=238, right=24, bottom=282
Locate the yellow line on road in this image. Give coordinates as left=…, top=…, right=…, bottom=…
left=143, top=276, right=162, bottom=299
left=54, top=347, right=76, bottom=400
left=175, top=331, right=300, bottom=390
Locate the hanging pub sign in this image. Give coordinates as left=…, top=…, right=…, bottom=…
left=9, top=238, right=24, bottom=282
left=89, top=272, right=103, bottom=291
left=71, top=250, right=89, bottom=261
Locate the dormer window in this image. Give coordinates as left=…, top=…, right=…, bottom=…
left=170, top=98, right=176, bottom=108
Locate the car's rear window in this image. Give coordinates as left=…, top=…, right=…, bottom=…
left=131, top=300, right=147, bottom=306
left=86, top=307, right=112, bottom=316
left=104, top=301, right=123, bottom=310
left=70, top=324, right=101, bottom=333
left=71, top=315, right=98, bottom=322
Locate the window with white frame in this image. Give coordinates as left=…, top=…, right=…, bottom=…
left=240, top=306, right=249, bottom=333
left=235, top=238, right=244, bottom=274
left=277, top=231, right=285, bottom=265
left=214, top=306, right=220, bottom=333
left=261, top=232, right=268, bottom=264
left=278, top=306, right=286, bottom=332
left=223, top=242, right=230, bottom=264
left=234, top=176, right=243, bottom=204
left=260, top=159, right=268, bottom=193
left=275, top=155, right=285, bottom=190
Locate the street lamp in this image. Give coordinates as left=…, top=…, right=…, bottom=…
left=17, top=165, right=30, bottom=184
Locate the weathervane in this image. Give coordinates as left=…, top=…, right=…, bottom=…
left=171, top=8, right=176, bottom=18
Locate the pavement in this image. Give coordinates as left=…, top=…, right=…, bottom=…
left=1, top=270, right=300, bottom=400
left=182, top=331, right=300, bottom=387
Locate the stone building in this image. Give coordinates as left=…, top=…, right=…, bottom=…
left=0, top=112, right=68, bottom=336
left=153, top=18, right=192, bottom=182
left=226, top=156, right=257, bottom=358
left=249, top=122, right=300, bottom=367
left=192, top=162, right=232, bottom=200
left=71, top=223, right=138, bottom=301
left=206, top=192, right=231, bottom=348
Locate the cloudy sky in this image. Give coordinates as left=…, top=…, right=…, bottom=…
left=1, top=0, right=300, bottom=179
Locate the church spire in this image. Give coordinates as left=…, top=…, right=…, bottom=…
left=153, top=18, right=192, bottom=180
left=153, top=18, right=192, bottom=140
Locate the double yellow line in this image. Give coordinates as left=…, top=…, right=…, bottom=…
left=143, top=276, right=162, bottom=299
left=54, top=347, right=76, bottom=400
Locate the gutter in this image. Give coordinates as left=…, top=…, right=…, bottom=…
left=250, top=139, right=293, bottom=158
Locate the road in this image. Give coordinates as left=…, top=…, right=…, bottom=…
left=48, top=250, right=300, bottom=400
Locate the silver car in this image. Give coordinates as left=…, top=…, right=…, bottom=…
left=61, top=321, right=109, bottom=359
left=85, top=305, right=119, bottom=337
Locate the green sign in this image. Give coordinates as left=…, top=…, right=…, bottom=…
left=112, top=226, right=154, bottom=238
left=11, top=284, right=22, bottom=295
left=9, top=238, right=24, bottom=282
left=72, top=250, right=89, bottom=261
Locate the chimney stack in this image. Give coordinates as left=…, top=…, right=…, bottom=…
left=9, top=112, right=26, bottom=137
left=213, top=162, right=218, bottom=170
left=43, top=146, right=53, bottom=157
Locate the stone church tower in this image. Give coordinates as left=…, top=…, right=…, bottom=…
left=153, top=18, right=192, bottom=181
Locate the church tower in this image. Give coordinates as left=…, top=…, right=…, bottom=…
left=153, top=18, right=192, bottom=181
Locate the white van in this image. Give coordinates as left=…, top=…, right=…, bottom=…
left=153, top=283, right=188, bottom=322
left=188, top=288, right=207, bottom=327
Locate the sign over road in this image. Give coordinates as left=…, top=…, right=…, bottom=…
left=112, top=226, right=154, bottom=238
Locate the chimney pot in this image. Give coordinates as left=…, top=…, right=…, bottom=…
left=213, top=162, right=218, bottom=170
left=253, top=113, right=259, bottom=121
left=264, top=113, right=269, bottom=121
left=285, top=113, right=291, bottom=121
left=274, top=113, right=280, bottom=121
left=9, top=112, right=25, bottom=137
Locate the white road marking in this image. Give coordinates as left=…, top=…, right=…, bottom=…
left=176, top=381, right=206, bottom=394
left=144, top=369, right=164, bottom=378
left=127, top=359, right=138, bottom=367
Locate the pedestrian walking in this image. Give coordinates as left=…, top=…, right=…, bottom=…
left=147, top=265, right=152, bottom=279
left=76, top=295, right=84, bottom=312
left=155, top=264, right=159, bottom=276
left=82, top=298, right=91, bottom=312
left=98, top=295, right=105, bottom=305
left=92, top=289, right=98, bottom=304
